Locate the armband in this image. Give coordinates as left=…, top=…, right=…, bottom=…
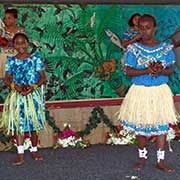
left=10, top=82, right=15, bottom=91
left=31, top=84, right=38, bottom=90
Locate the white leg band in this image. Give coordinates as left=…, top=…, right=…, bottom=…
left=17, top=145, right=24, bottom=154
left=157, top=149, right=165, bottom=163
left=138, top=148, right=148, bottom=159
left=29, top=146, right=38, bottom=152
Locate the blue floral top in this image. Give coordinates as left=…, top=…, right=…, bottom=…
left=123, top=28, right=140, bottom=41
left=125, top=42, right=175, bottom=86
left=6, top=52, right=45, bottom=85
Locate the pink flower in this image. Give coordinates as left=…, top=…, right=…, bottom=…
left=169, top=124, right=179, bottom=131
left=59, top=126, right=77, bottom=139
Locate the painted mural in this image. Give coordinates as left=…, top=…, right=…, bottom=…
left=0, top=4, right=180, bottom=102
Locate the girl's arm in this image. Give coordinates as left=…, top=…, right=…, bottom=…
left=122, top=33, right=142, bottom=48
left=150, top=65, right=173, bottom=77
left=126, top=64, right=173, bottom=77
left=36, top=70, right=47, bottom=87
left=4, top=73, right=13, bottom=86
left=4, top=73, right=22, bottom=93
left=29, top=70, right=47, bottom=91
left=125, top=66, right=151, bottom=77
left=158, top=65, right=173, bottom=76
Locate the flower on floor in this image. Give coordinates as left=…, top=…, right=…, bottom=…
left=106, top=125, right=136, bottom=145
left=167, top=124, right=180, bottom=141
left=57, top=124, right=87, bottom=148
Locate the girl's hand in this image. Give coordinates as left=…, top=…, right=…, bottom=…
left=148, top=62, right=163, bottom=77
left=20, top=86, right=34, bottom=96
left=133, top=33, right=142, bottom=41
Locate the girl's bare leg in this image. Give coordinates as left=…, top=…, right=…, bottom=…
left=30, top=131, right=43, bottom=160
left=133, top=135, right=147, bottom=171
left=156, top=135, right=175, bottom=172
left=13, top=133, right=25, bottom=166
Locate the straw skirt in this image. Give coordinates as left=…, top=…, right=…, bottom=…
left=0, top=53, right=7, bottom=78
left=0, top=86, right=46, bottom=135
left=117, top=84, right=178, bottom=136
left=0, top=52, right=15, bottom=78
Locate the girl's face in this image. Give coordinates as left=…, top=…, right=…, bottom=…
left=4, top=13, right=17, bottom=27
left=132, top=15, right=141, bottom=27
left=14, top=35, right=28, bottom=54
left=138, top=18, right=156, bottom=41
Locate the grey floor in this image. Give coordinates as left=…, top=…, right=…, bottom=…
left=0, top=142, right=180, bottom=180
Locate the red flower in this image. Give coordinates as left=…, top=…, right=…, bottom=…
left=117, top=125, right=124, bottom=131
left=0, top=36, right=8, bottom=46
left=169, top=124, right=179, bottom=131
left=175, top=131, right=180, bottom=137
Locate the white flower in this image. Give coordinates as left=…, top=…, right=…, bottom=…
left=167, top=128, right=176, bottom=141
left=24, top=138, right=32, bottom=150
left=106, top=130, right=135, bottom=145
left=57, top=136, right=87, bottom=148
left=63, top=123, right=71, bottom=128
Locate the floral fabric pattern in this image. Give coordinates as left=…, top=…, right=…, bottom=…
left=2, top=53, right=46, bottom=133
left=125, top=42, right=175, bottom=86
left=123, top=28, right=140, bottom=41
left=6, top=53, right=44, bottom=85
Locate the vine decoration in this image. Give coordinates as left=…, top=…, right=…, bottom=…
left=78, top=106, right=118, bottom=137
left=45, top=107, right=118, bottom=138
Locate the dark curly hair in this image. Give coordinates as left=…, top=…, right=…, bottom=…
left=13, top=32, right=29, bottom=44
left=128, top=13, right=141, bottom=27
left=5, top=9, right=18, bottom=19
left=139, top=14, right=156, bottom=27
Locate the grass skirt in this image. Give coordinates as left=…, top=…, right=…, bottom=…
left=117, top=84, right=179, bottom=136
left=0, top=86, right=46, bottom=135
left=0, top=52, right=15, bottom=78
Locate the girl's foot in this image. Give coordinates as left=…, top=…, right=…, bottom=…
left=133, top=158, right=146, bottom=171
left=12, top=155, right=24, bottom=166
left=31, top=152, right=43, bottom=161
left=156, top=162, right=175, bottom=172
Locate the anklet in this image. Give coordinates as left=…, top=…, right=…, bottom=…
left=157, top=149, right=165, bottom=163
left=139, top=148, right=148, bottom=159
left=17, top=145, right=24, bottom=154
left=29, top=146, right=38, bottom=152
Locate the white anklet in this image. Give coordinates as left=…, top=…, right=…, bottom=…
left=17, top=145, right=24, bottom=154
left=29, top=146, right=38, bottom=152
left=139, top=148, right=148, bottom=159
left=157, top=149, right=165, bottom=163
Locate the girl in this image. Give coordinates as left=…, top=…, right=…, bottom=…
left=0, top=8, right=24, bottom=78
left=118, top=14, right=178, bottom=172
left=1, top=32, right=47, bottom=165
left=122, top=13, right=142, bottom=48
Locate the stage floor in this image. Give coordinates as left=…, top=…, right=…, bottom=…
left=0, top=142, right=180, bottom=180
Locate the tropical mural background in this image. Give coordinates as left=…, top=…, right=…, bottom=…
left=0, top=4, right=180, bottom=102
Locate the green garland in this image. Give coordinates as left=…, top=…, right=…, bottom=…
left=45, top=109, right=62, bottom=133
left=45, top=107, right=118, bottom=138
left=78, top=107, right=118, bottom=137
left=0, top=130, right=11, bottom=145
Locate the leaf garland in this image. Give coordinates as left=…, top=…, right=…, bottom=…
left=45, top=107, right=118, bottom=138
